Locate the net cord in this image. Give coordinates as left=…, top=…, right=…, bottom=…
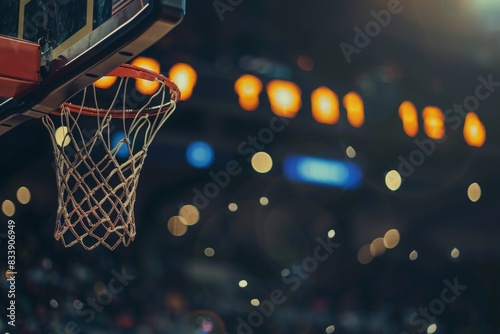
left=42, top=76, right=178, bottom=250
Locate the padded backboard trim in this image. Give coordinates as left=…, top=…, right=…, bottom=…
left=0, top=35, right=40, bottom=99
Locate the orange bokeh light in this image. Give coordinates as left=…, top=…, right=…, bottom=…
left=311, top=87, right=339, bottom=125
left=266, top=80, right=302, bottom=118
left=398, top=100, right=419, bottom=137
left=343, top=91, right=364, bottom=128
left=131, top=57, right=161, bottom=95
left=234, top=74, right=263, bottom=111
left=169, top=63, right=197, bottom=101
left=422, top=106, right=445, bottom=140
left=463, top=112, right=486, bottom=147
left=93, top=76, right=117, bottom=89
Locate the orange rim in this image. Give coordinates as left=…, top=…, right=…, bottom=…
left=52, top=64, right=180, bottom=118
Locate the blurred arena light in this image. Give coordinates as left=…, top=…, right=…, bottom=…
left=186, top=141, right=214, bottom=169
left=422, top=106, right=445, bottom=140
left=370, top=237, right=386, bottom=257
left=168, top=216, right=188, bottom=236
left=297, top=55, right=314, bottom=71
left=54, top=126, right=71, bottom=148
left=398, top=101, right=419, bottom=137
left=343, top=91, right=364, bottom=128
left=93, top=75, right=117, bottom=89
left=251, top=152, right=273, bottom=173
left=16, top=186, right=31, bottom=204
left=463, top=112, right=486, bottom=147
left=131, top=57, right=161, bottom=95
left=358, top=244, right=373, bottom=264
left=383, top=229, right=400, bottom=249
left=467, top=182, right=481, bottom=202
left=427, top=324, right=437, bottom=334
left=325, top=325, right=336, bottom=333
left=283, top=155, right=362, bottom=189
left=385, top=170, right=402, bottom=191
left=111, top=131, right=129, bottom=158
left=346, top=146, right=356, bottom=159
left=204, top=247, right=215, bottom=257
left=474, top=0, right=500, bottom=31
left=472, top=0, right=500, bottom=34
left=476, top=0, right=500, bottom=8
left=2, top=200, right=15, bottom=217
left=259, top=197, right=269, bottom=206
left=179, top=205, right=200, bottom=226
left=311, top=87, right=339, bottom=125
left=169, top=63, right=197, bottom=101
left=234, top=74, right=263, bottom=111
left=266, top=80, right=302, bottom=118
left=328, top=229, right=336, bottom=238
left=228, top=203, right=238, bottom=212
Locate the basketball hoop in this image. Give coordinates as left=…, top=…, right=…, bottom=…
left=42, top=64, right=180, bottom=250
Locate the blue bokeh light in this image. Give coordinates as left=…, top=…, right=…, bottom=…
left=186, top=141, right=214, bottom=168
left=111, top=131, right=130, bottom=158
left=283, top=155, right=362, bottom=189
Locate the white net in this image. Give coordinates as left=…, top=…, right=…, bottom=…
left=42, top=72, right=178, bottom=250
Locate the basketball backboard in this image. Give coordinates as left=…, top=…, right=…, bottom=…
left=0, top=0, right=185, bottom=135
